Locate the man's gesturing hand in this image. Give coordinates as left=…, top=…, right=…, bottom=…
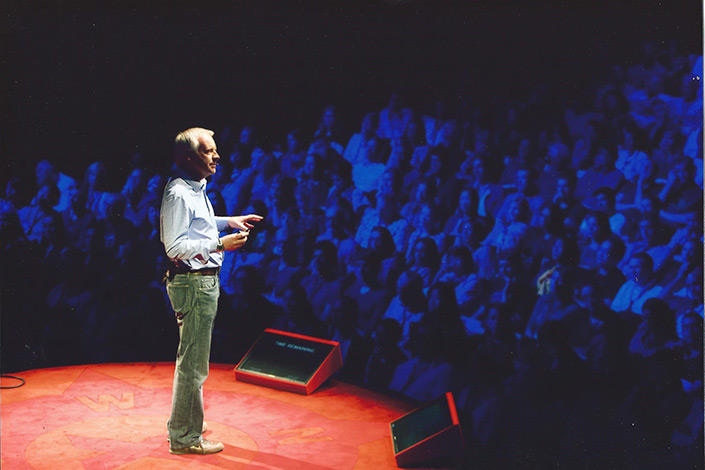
left=227, top=214, right=263, bottom=231
left=221, top=231, right=249, bottom=251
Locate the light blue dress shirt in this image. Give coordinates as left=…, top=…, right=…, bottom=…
left=160, top=169, right=229, bottom=270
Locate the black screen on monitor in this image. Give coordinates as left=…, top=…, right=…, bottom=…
left=236, top=331, right=335, bottom=384
left=390, top=395, right=454, bottom=454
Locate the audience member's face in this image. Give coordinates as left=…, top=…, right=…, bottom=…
left=551, top=239, right=565, bottom=261
left=303, top=155, right=316, bottom=177
left=628, top=257, right=651, bottom=284
left=682, top=315, right=702, bottom=349
left=596, top=240, right=617, bottom=268
left=429, top=154, right=442, bottom=174
left=679, top=240, right=697, bottom=264
left=369, top=230, right=383, bottom=252
left=593, top=149, right=611, bottom=169
left=415, top=183, right=429, bottom=203
left=459, top=190, right=474, bottom=215
left=486, top=308, right=499, bottom=336
left=595, top=194, right=611, bottom=213
left=379, top=172, right=395, bottom=195
left=638, top=219, right=655, bottom=244
left=36, top=162, right=54, bottom=186
left=472, top=159, right=485, bottom=181
left=323, top=109, right=336, bottom=129
left=414, top=242, right=431, bottom=266
left=240, top=127, right=253, bottom=146
left=639, top=197, right=655, bottom=214
left=287, top=132, right=299, bottom=151
left=142, top=207, right=156, bottom=229
left=427, top=288, right=442, bottom=312
left=586, top=216, right=599, bottom=239
left=418, top=207, right=432, bottom=229
left=555, top=178, right=571, bottom=199
left=516, top=170, right=529, bottom=192
left=361, top=114, right=375, bottom=134
left=507, top=200, right=522, bottom=223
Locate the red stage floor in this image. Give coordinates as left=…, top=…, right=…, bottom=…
left=1, top=363, right=420, bottom=469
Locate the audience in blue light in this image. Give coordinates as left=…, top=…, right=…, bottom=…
left=1, top=39, right=702, bottom=468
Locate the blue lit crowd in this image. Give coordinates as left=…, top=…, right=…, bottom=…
left=1, top=40, right=702, bottom=468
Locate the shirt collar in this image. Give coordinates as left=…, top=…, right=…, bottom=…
left=172, top=167, right=207, bottom=192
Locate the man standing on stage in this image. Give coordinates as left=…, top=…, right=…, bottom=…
left=161, top=127, right=262, bottom=454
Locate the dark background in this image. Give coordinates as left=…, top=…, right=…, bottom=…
left=1, top=0, right=702, bottom=184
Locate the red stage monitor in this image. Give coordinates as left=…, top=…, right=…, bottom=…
left=390, top=392, right=465, bottom=468
left=234, top=329, right=342, bottom=395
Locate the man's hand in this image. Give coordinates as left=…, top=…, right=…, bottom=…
left=227, top=214, right=263, bottom=231
left=221, top=231, right=249, bottom=251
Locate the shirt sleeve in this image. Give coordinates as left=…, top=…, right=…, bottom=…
left=215, top=216, right=230, bottom=232
left=161, top=189, right=217, bottom=262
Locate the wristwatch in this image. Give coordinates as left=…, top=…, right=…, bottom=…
left=216, top=238, right=225, bottom=252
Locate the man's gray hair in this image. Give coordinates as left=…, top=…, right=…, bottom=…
left=174, top=127, right=215, bottom=162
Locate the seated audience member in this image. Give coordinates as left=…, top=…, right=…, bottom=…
left=354, top=192, right=406, bottom=250
left=578, top=211, right=615, bottom=270
left=120, top=168, right=147, bottom=228
left=405, top=204, right=449, bottom=262
left=459, top=156, right=504, bottom=219
left=425, top=282, right=471, bottom=362
left=377, top=91, right=411, bottom=140
left=551, top=173, right=585, bottom=233
left=525, top=267, right=580, bottom=339
left=583, top=187, right=627, bottom=238
left=433, top=245, right=474, bottom=285
left=222, top=144, right=255, bottom=215
left=364, top=318, right=407, bottom=391
left=611, top=252, right=664, bottom=317
left=615, top=123, right=650, bottom=183
left=481, top=193, right=530, bottom=257
left=388, top=318, right=455, bottom=402
left=382, top=270, right=427, bottom=339
left=401, top=178, right=437, bottom=228
left=591, top=236, right=628, bottom=305
left=343, top=254, right=393, bottom=335
left=280, top=129, right=306, bottom=178
left=666, top=268, right=703, bottom=325
left=351, top=136, right=388, bottom=202
left=250, top=151, right=280, bottom=205
left=34, top=159, right=77, bottom=213
left=300, top=240, right=343, bottom=322
left=272, top=285, right=327, bottom=338
left=444, top=186, right=486, bottom=242
left=574, top=146, right=625, bottom=199
left=422, top=146, right=463, bottom=217
left=311, top=105, right=345, bottom=154
left=79, top=162, right=110, bottom=216
left=214, top=265, right=283, bottom=360
left=326, top=296, right=371, bottom=384
left=535, top=142, right=571, bottom=203
left=265, top=175, right=297, bottom=229
left=477, top=303, right=519, bottom=374
left=295, top=153, right=328, bottom=216
left=343, top=112, right=378, bottom=166
left=18, top=183, right=61, bottom=242
left=361, top=226, right=405, bottom=291
left=325, top=160, right=354, bottom=208
left=629, top=298, right=680, bottom=358
left=658, top=157, right=702, bottom=218
left=406, top=237, right=441, bottom=288
left=263, top=232, right=306, bottom=300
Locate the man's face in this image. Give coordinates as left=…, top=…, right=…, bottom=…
left=188, top=134, right=219, bottom=180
